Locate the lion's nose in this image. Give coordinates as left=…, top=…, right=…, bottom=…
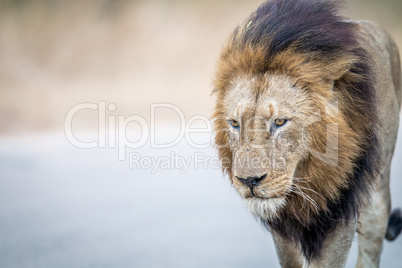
left=235, top=174, right=267, bottom=188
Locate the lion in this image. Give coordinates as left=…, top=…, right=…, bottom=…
left=212, top=0, right=402, bottom=267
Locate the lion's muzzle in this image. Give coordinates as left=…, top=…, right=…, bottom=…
left=235, top=174, right=267, bottom=195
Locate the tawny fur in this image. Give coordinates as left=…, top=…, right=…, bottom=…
left=213, top=7, right=374, bottom=227
left=212, top=0, right=401, bottom=266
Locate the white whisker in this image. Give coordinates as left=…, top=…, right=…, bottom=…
left=291, top=184, right=319, bottom=211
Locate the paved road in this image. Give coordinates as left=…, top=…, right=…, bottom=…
left=0, top=129, right=401, bottom=268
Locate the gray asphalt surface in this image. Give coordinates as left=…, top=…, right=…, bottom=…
left=0, top=128, right=401, bottom=268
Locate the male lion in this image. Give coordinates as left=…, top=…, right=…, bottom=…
left=212, top=0, right=402, bottom=267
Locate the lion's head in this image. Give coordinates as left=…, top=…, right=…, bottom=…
left=213, top=67, right=361, bottom=223
left=212, top=0, right=379, bottom=234
left=225, top=75, right=311, bottom=213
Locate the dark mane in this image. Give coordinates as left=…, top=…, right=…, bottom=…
left=222, top=0, right=380, bottom=262
left=241, top=0, right=354, bottom=58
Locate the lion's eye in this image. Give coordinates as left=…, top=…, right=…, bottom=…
left=229, top=119, right=240, bottom=129
left=274, top=119, right=287, bottom=127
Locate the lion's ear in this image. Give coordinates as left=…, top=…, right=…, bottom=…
left=330, top=55, right=359, bottom=79
left=326, top=64, right=350, bottom=81
left=320, top=56, right=357, bottom=92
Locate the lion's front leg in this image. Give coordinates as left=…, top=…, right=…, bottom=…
left=307, top=220, right=357, bottom=268
left=272, top=234, right=304, bottom=268
left=355, top=167, right=392, bottom=268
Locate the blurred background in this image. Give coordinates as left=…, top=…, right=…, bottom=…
left=0, top=0, right=401, bottom=267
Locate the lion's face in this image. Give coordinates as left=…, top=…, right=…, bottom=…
left=221, top=75, right=319, bottom=219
